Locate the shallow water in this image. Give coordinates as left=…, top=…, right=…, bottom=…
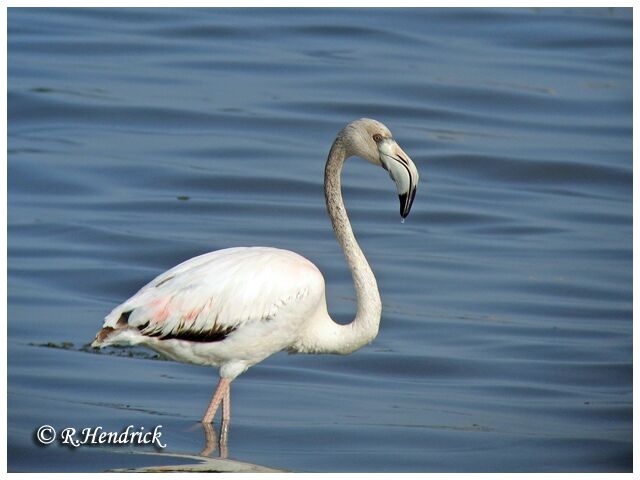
left=7, top=7, right=632, bottom=472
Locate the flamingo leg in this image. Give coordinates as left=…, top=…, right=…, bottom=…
left=219, top=425, right=229, bottom=459
left=199, top=423, right=217, bottom=457
left=218, top=384, right=231, bottom=457
left=222, top=383, right=231, bottom=423
left=201, top=377, right=231, bottom=424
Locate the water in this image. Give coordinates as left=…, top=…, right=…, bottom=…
left=7, top=7, right=632, bottom=472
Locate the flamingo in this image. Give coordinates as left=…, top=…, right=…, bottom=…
left=92, top=118, right=419, bottom=434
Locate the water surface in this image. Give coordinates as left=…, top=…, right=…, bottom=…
left=8, top=7, right=632, bottom=472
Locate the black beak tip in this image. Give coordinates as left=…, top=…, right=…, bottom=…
left=399, top=187, right=417, bottom=219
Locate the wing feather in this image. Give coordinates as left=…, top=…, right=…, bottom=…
left=103, top=247, right=323, bottom=342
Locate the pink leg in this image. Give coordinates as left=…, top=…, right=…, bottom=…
left=199, top=422, right=217, bottom=457
left=219, top=384, right=231, bottom=457
left=201, top=377, right=231, bottom=424
left=222, top=383, right=231, bottom=423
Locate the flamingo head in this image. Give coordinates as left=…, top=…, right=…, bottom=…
left=339, top=118, right=419, bottom=219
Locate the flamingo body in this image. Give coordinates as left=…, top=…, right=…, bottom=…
left=97, top=247, right=328, bottom=378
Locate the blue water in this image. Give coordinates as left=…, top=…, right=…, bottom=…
left=8, top=7, right=632, bottom=472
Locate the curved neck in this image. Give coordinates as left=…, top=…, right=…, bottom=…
left=321, top=139, right=382, bottom=354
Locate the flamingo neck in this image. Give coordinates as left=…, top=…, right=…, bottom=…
left=318, top=139, right=382, bottom=354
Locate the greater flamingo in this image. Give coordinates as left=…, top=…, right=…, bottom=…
left=92, top=118, right=419, bottom=435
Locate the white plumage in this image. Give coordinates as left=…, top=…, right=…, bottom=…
left=100, top=247, right=327, bottom=376
left=92, top=118, right=419, bottom=435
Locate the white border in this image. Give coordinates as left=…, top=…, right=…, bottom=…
left=2, top=4, right=8, bottom=477
left=3, top=3, right=636, bottom=478
left=3, top=2, right=638, bottom=7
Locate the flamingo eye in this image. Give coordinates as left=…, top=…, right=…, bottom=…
left=372, top=133, right=383, bottom=143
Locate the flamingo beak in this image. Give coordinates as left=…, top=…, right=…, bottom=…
left=379, top=140, right=419, bottom=219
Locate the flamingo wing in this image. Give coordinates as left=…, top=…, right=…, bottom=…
left=101, top=246, right=323, bottom=342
